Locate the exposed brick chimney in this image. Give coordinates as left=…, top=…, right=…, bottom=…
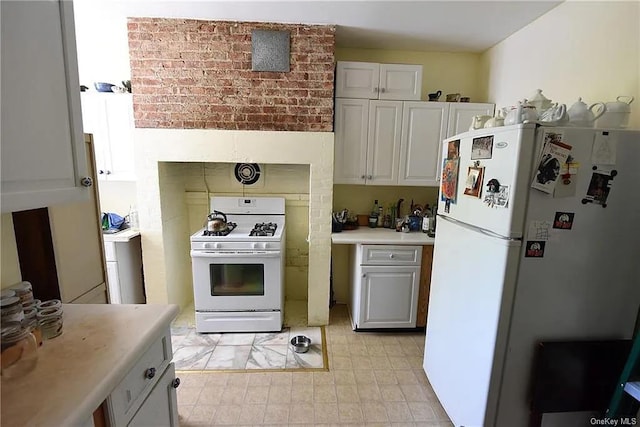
left=127, top=19, right=336, bottom=131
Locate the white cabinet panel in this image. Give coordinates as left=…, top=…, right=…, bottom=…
left=447, top=103, right=495, bottom=138
left=128, top=363, right=179, bottom=427
left=350, top=244, right=422, bottom=329
left=106, top=262, right=122, bottom=304
left=335, top=61, right=380, bottom=99
left=379, top=64, right=422, bottom=100
left=398, top=102, right=448, bottom=186
left=336, top=61, right=422, bottom=100
left=334, top=99, right=369, bottom=184
left=104, top=235, right=145, bottom=304
left=367, top=101, right=403, bottom=185
left=1, top=0, right=89, bottom=213
left=80, top=93, right=136, bottom=181
left=358, top=266, right=420, bottom=329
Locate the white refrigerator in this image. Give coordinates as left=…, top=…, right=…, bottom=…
left=423, top=123, right=640, bottom=426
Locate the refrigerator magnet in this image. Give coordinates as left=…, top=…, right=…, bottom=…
left=463, top=166, right=484, bottom=198
left=447, top=140, right=460, bottom=159
left=531, top=140, right=572, bottom=194
left=527, top=221, right=552, bottom=240
left=471, top=136, right=494, bottom=160
left=441, top=158, right=460, bottom=203
left=524, top=241, right=546, bottom=258
left=581, top=170, right=616, bottom=207
left=591, top=132, right=617, bottom=165
left=553, top=212, right=575, bottom=230
left=483, top=184, right=509, bottom=208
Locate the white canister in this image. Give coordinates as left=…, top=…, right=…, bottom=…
left=595, top=96, right=634, bottom=129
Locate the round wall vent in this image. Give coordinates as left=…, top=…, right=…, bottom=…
left=234, top=163, right=261, bottom=185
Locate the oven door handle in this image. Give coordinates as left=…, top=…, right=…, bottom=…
left=190, top=250, right=281, bottom=258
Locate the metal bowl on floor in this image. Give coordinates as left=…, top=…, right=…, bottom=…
left=290, top=335, right=311, bottom=353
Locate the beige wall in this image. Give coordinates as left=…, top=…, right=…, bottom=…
left=336, top=47, right=485, bottom=103
left=96, top=181, right=137, bottom=218
left=1, top=214, right=22, bottom=289
left=480, top=1, right=640, bottom=128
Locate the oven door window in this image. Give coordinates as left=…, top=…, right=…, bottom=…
left=209, top=263, right=264, bottom=296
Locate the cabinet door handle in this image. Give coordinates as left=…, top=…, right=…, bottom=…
left=145, top=367, right=156, bottom=379
left=380, top=87, right=386, bottom=93
left=362, top=273, right=366, bottom=278
left=373, top=87, right=378, bottom=93
left=389, top=254, right=395, bottom=259
left=172, top=378, right=181, bottom=389
left=98, top=170, right=105, bottom=175
left=80, top=177, right=93, bottom=187
left=367, top=175, right=372, bottom=180
left=106, top=170, right=112, bottom=175
left=360, top=175, right=365, bottom=179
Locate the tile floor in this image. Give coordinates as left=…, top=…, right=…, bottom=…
left=171, top=302, right=325, bottom=371
left=175, top=304, right=453, bottom=426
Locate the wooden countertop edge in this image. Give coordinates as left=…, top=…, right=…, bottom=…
left=0, top=304, right=179, bottom=426
left=331, top=229, right=435, bottom=245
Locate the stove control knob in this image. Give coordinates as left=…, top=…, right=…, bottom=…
left=252, top=242, right=258, bottom=249
left=264, top=243, right=270, bottom=249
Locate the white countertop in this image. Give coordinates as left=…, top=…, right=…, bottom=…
left=1, top=303, right=179, bottom=426
left=102, top=228, right=141, bottom=242
left=332, top=227, right=435, bottom=245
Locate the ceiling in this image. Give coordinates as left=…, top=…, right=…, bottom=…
left=74, top=0, right=563, bottom=52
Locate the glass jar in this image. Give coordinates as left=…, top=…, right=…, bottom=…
left=10, top=281, right=33, bottom=305
left=22, top=308, right=42, bottom=347
left=22, top=299, right=40, bottom=311
left=1, top=323, right=38, bottom=378
left=1, top=296, right=25, bottom=324
left=36, top=299, right=61, bottom=311
left=37, top=307, right=63, bottom=339
left=0, top=289, right=16, bottom=300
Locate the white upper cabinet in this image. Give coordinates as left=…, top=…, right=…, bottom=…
left=336, top=61, right=422, bottom=100
left=446, top=102, right=495, bottom=137
left=80, top=93, right=136, bottom=181
left=1, top=0, right=90, bottom=213
left=398, top=102, right=448, bottom=186
left=334, top=99, right=370, bottom=184
left=366, top=101, right=403, bottom=185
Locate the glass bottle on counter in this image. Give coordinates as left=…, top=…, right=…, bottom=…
left=1, top=322, right=38, bottom=378
left=422, top=204, right=432, bottom=233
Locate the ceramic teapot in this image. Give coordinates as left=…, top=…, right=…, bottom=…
left=567, top=97, right=606, bottom=127
left=484, top=110, right=505, bottom=128
left=529, top=89, right=553, bottom=112
left=538, top=103, right=568, bottom=125
left=470, top=115, right=493, bottom=130
left=595, top=96, right=634, bottom=129
left=503, top=100, right=538, bottom=125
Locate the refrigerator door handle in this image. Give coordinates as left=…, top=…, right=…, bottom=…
left=438, top=214, right=522, bottom=242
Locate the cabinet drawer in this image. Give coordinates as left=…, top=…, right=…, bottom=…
left=104, top=241, right=116, bottom=261
left=108, top=328, right=173, bottom=425
left=361, top=245, right=422, bottom=265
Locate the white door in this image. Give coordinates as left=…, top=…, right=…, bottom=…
left=378, top=64, right=422, bottom=100
left=335, top=61, right=380, bottom=99
left=128, top=363, right=179, bottom=427
left=446, top=102, right=495, bottom=137
left=358, top=265, right=420, bottom=329
left=334, top=99, right=369, bottom=184
left=398, top=101, right=448, bottom=186
left=103, top=94, right=136, bottom=180
left=424, top=217, right=521, bottom=427
left=367, top=100, right=403, bottom=185
left=1, top=0, right=89, bottom=213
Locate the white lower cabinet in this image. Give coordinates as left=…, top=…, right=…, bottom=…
left=104, top=235, right=146, bottom=304
left=106, top=328, right=179, bottom=426
left=350, top=245, right=422, bottom=329
left=128, top=363, right=179, bottom=427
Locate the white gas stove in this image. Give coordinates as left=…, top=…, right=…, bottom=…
left=190, top=196, right=285, bottom=333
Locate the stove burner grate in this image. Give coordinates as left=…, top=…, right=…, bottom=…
left=203, top=222, right=237, bottom=236
left=250, top=222, right=278, bottom=237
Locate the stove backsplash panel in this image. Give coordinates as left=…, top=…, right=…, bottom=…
left=127, top=18, right=335, bottom=131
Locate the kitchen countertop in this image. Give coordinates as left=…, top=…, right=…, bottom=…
left=332, top=227, right=435, bottom=245
left=1, top=303, right=179, bottom=426
left=102, top=228, right=140, bottom=242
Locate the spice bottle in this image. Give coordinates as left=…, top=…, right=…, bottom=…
left=1, top=297, right=25, bottom=324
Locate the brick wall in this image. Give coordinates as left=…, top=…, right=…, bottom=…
left=127, top=19, right=335, bottom=131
